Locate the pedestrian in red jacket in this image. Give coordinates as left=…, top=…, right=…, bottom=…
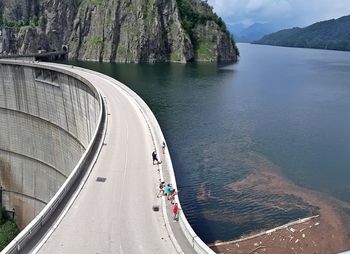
left=173, top=203, right=179, bottom=222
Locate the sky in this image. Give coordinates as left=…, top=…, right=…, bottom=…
left=207, top=0, right=350, bottom=29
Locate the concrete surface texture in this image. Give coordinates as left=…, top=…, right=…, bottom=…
left=14, top=63, right=184, bottom=254
left=0, top=62, right=101, bottom=228
left=0, top=61, right=210, bottom=254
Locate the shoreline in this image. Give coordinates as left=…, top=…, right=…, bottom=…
left=209, top=215, right=319, bottom=247
left=205, top=152, right=350, bottom=253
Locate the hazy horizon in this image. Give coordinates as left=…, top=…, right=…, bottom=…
left=208, top=0, right=350, bottom=29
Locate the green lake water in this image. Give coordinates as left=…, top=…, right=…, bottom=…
left=63, top=43, right=350, bottom=243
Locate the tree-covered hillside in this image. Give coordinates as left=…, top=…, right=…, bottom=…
left=254, top=15, right=350, bottom=51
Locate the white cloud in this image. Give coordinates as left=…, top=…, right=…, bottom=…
left=207, top=0, right=350, bottom=28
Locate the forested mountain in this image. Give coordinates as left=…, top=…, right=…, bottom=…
left=254, top=15, right=350, bottom=51
left=0, top=0, right=238, bottom=63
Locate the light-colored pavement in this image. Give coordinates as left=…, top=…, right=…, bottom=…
left=32, top=65, right=183, bottom=254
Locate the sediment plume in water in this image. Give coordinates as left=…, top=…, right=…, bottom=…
left=196, top=152, right=350, bottom=253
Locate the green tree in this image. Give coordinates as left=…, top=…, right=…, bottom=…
left=0, top=207, right=19, bottom=251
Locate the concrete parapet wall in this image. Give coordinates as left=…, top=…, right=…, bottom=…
left=0, top=61, right=211, bottom=253
left=0, top=61, right=101, bottom=228
left=73, top=67, right=214, bottom=254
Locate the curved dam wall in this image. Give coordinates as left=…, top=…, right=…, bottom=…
left=0, top=61, right=101, bottom=229
left=77, top=68, right=215, bottom=254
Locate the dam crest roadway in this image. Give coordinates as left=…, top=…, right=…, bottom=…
left=0, top=60, right=213, bottom=254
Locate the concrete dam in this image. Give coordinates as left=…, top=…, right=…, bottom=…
left=0, top=61, right=102, bottom=229
left=0, top=60, right=213, bottom=254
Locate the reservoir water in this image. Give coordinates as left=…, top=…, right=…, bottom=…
left=66, top=43, right=350, bottom=243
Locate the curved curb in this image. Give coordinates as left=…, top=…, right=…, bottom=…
left=64, top=65, right=215, bottom=254
left=57, top=65, right=187, bottom=253
left=0, top=60, right=214, bottom=254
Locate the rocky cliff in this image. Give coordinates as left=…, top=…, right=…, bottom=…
left=0, top=0, right=238, bottom=62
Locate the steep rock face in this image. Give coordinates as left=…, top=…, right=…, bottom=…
left=65, top=0, right=194, bottom=62
left=176, top=0, right=238, bottom=62
left=195, top=21, right=236, bottom=62
left=0, top=0, right=237, bottom=62
left=0, top=0, right=80, bottom=56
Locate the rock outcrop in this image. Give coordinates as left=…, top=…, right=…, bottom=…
left=0, top=0, right=238, bottom=62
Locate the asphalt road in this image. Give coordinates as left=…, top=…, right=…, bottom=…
left=34, top=65, right=179, bottom=254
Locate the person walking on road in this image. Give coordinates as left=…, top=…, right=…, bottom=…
left=173, top=203, right=179, bottom=221
left=157, top=181, right=165, bottom=198
left=165, top=184, right=172, bottom=199
left=162, top=141, right=166, bottom=154
left=152, top=150, right=161, bottom=165
left=169, top=189, right=178, bottom=204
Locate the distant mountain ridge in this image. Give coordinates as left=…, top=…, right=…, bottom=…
left=231, top=23, right=281, bottom=43
left=254, top=15, right=350, bottom=51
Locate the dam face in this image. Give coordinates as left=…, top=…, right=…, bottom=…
left=0, top=62, right=101, bottom=228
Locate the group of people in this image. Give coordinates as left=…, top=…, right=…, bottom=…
left=157, top=181, right=180, bottom=221
left=153, top=142, right=180, bottom=221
